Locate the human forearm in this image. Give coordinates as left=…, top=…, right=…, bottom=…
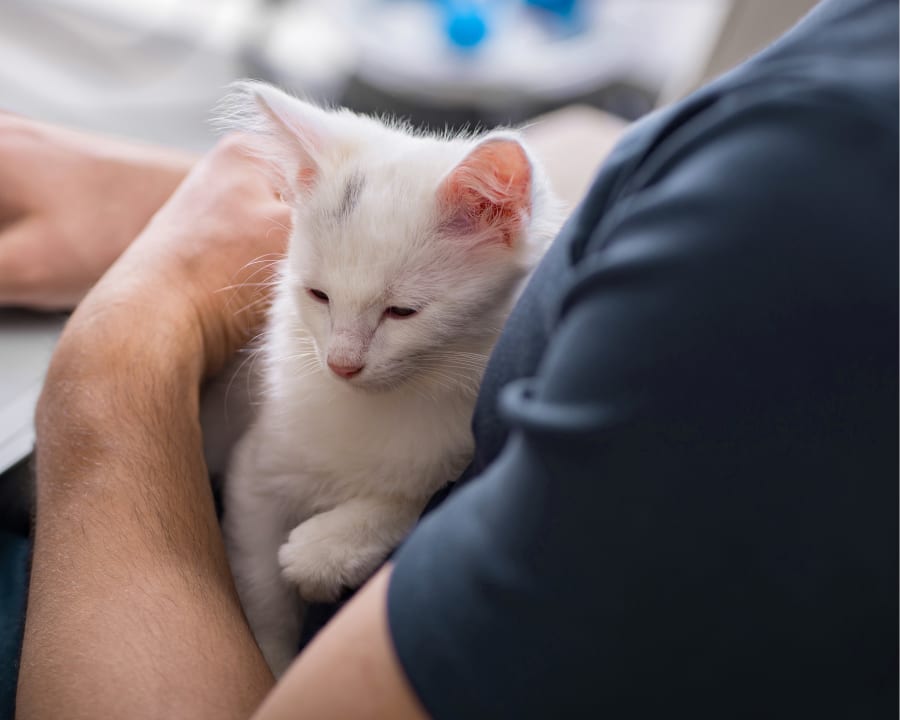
left=15, top=140, right=289, bottom=719
left=17, top=296, right=273, bottom=720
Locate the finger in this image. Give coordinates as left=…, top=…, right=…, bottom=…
left=0, top=123, right=49, bottom=214
left=0, top=217, right=81, bottom=309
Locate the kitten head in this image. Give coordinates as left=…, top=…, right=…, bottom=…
left=218, top=81, right=561, bottom=393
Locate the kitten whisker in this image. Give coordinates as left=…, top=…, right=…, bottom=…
left=263, top=217, right=292, bottom=234
left=223, top=345, right=264, bottom=416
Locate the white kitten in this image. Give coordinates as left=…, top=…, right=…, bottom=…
left=215, top=81, right=562, bottom=675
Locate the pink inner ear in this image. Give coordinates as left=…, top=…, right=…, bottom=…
left=296, top=166, right=317, bottom=189
left=439, top=139, right=533, bottom=247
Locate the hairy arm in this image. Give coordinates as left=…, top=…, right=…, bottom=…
left=16, top=138, right=282, bottom=719
left=19, top=309, right=274, bottom=719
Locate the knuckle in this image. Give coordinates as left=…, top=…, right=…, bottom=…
left=204, top=135, right=268, bottom=199
left=212, top=132, right=251, bottom=161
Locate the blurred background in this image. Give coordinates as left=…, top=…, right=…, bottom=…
left=0, top=0, right=818, bottom=150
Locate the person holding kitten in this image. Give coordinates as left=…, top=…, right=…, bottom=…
left=6, top=0, right=898, bottom=718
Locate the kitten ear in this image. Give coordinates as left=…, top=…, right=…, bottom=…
left=437, top=136, right=533, bottom=248
left=215, top=80, right=328, bottom=199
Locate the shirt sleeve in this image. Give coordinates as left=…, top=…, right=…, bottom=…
left=387, top=90, right=898, bottom=719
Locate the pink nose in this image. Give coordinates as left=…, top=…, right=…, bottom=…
left=327, top=360, right=364, bottom=379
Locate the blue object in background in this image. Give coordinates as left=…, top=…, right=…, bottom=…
left=434, top=0, right=586, bottom=51
left=440, top=0, right=491, bottom=50
left=0, top=532, right=28, bottom=720
left=524, top=0, right=578, bottom=16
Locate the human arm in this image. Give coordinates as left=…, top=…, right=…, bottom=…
left=15, top=137, right=283, bottom=718
left=0, top=112, right=195, bottom=309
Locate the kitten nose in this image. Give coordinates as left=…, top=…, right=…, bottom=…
left=327, top=360, right=364, bottom=379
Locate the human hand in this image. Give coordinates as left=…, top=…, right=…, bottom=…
left=49, top=133, right=291, bottom=386
left=0, top=112, right=195, bottom=309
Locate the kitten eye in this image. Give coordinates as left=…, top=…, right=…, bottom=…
left=386, top=306, right=417, bottom=319
left=308, top=288, right=329, bottom=303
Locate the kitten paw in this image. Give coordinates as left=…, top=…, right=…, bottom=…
left=278, top=523, right=359, bottom=602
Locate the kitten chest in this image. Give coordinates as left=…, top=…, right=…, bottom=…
left=253, top=382, right=475, bottom=512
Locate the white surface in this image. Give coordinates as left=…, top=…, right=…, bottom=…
left=0, top=313, right=66, bottom=473
left=0, top=0, right=251, bottom=151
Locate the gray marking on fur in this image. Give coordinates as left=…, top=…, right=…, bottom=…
left=336, top=173, right=364, bottom=219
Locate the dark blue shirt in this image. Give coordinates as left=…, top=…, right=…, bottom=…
left=388, top=1, right=899, bottom=717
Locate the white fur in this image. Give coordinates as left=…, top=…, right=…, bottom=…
left=213, top=82, right=563, bottom=675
